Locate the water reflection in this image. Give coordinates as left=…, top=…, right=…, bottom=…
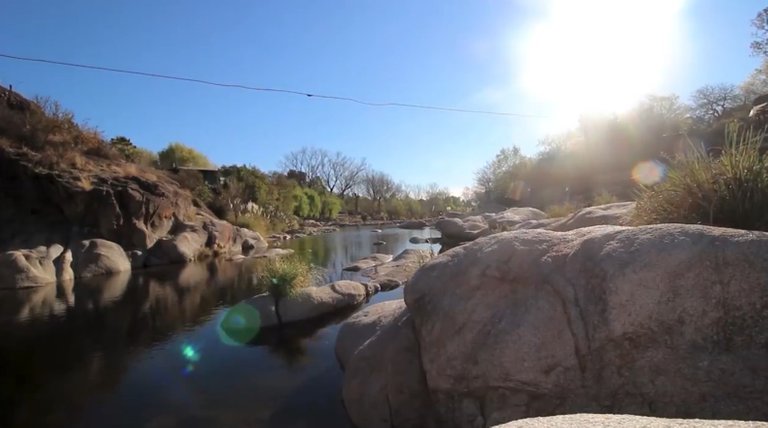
left=284, top=226, right=440, bottom=281
left=0, top=259, right=267, bottom=428
left=0, top=226, right=439, bottom=428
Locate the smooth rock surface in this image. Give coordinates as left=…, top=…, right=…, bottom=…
left=72, top=239, right=131, bottom=278
left=488, top=207, right=548, bottom=229
left=548, top=202, right=635, bottom=232
left=55, top=249, right=74, bottom=281
left=145, top=223, right=207, bottom=266
left=0, top=246, right=57, bottom=288
left=364, top=249, right=432, bottom=291
left=343, top=253, right=393, bottom=272
left=435, top=217, right=490, bottom=243
left=494, top=414, right=768, bottom=427
left=406, top=224, right=768, bottom=425
left=335, top=299, right=406, bottom=369
left=343, top=309, right=432, bottom=428
left=246, top=280, right=369, bottom=327
left=343, top=224, right=768, bottom=427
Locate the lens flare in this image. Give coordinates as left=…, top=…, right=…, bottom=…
left=181, top=344, right=201, bottom=362
left=632, top=160, right=666, bottom=185
left=217, top=301, right=262, bottom=346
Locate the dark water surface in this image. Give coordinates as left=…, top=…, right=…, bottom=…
left=0, top=226, right=440, bottom=428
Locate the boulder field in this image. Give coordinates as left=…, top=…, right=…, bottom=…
left=338, top=224, right=768, bottom=427
left=435, top=202, right=634, bottom=252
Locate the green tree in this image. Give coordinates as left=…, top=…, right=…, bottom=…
left=158, top=142, right=214, bottom=169
left=474, top=146, right=532, bottom=207
left=292, top=187, right=310, bottom=217
left=320, top=194, right=343, bottom=219
left=303, top=188, right=322, bottom=219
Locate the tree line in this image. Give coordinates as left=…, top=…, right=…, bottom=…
left=107, top=139, right=468, bottom=233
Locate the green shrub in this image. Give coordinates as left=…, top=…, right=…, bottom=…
left=545, top=201, right=580, bottom=218
left=256, top=256, right=314, bottom=325
left=158, top=142, right=213, bottom=168
left=634, top=126, right=768, bottom=231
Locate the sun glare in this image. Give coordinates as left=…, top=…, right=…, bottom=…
left=518, top=0, right=687, bottom=123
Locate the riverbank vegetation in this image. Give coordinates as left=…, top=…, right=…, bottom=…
left=1, top=86, right=471, bottom=236
left=471, top=8, right=768, bottom=232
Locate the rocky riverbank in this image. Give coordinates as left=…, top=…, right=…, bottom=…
left=336, top=207, right=768, bottom=427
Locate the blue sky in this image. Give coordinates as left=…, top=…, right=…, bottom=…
left=1, top=0, right=765, bottom=193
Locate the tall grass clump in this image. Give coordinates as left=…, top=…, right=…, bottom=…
left=634, top=126, right=768, bottom=231
left=256, top=256, right=314, bottom=325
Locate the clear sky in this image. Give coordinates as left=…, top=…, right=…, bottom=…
left=1, top=0, right=765, bottom=194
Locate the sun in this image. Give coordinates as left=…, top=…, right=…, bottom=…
left=518, top=0, right=687, bottom=121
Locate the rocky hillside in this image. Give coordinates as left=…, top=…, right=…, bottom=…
left=0, top=86, right=267, bottom=288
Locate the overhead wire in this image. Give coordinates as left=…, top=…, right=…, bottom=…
left=0, top=52, right=550, bottom=119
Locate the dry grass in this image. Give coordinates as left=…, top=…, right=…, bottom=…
left=230, top=214, right=271, bottom=236
left=545, top=201, right=581, bottom=218
left=634, top=126, right=768, bottom=230
left=592, top=191, right=619, bottom=206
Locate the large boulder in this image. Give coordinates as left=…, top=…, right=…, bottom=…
left=55, top=248, right=74, bottom=281
left=345, top=224, right=768, bottom=426
left=488, top=207, right=548, bottom=229
left=364, top=249, right=432, bottom=291
left=0, top=246, right=59, bottom=288
left=548, top=202, right=635, bottom=232
left=336, top=299, right=406, bottom=369
left=435, top=218, right=490, bottom=243
left=493, top=414, right=768, bottom=427
left=343, top=253, right=393, bottom=272
left=398, top=220, right=428, bottom=230
left=72, top=239, right=131, bottom=278
left=145, top=223, right=207, bottom=266
left=342, top=309, right=433, bottom=428
left=246, top=280, right=369, bottom=327
left=512, top=217, right=562, bottom=231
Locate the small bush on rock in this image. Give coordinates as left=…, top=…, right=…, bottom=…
left=634, top=127, right=768, bottom=231
left=256, top=256, right=314, bottom=325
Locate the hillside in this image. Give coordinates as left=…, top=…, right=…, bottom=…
left=0, top=86, right=266, bottom=286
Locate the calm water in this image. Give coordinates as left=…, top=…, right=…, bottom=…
left=0, top=226, right=439, bottom=428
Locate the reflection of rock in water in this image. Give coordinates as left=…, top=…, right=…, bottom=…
left=248, top=306, right=358, bottom=367
left=0, top=283, right=64, bottom=322
left=0, top=259, right=268, bottom=428
left=75, top=270, right=131, bottom=310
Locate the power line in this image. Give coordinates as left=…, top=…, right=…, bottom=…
left=0, top=52, right=550, bottom=119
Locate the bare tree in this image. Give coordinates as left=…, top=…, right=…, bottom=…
left=280, top=147, right=325, bottom=183
left=362, top=170, right=397, bottom=213
left=318, top=151, right=368, bottom=197
left=751, top=7, right=768, bottom=57
left=742, top=58, right=768, bottom=102
left=690, top=84, right=744, bottom=123
left=283, top=147, right=367, bottom=196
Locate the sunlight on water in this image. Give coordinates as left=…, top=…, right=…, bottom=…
left=217, top=301, right=262, bottom=346
left=632, top=160, right=666, bottom=185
